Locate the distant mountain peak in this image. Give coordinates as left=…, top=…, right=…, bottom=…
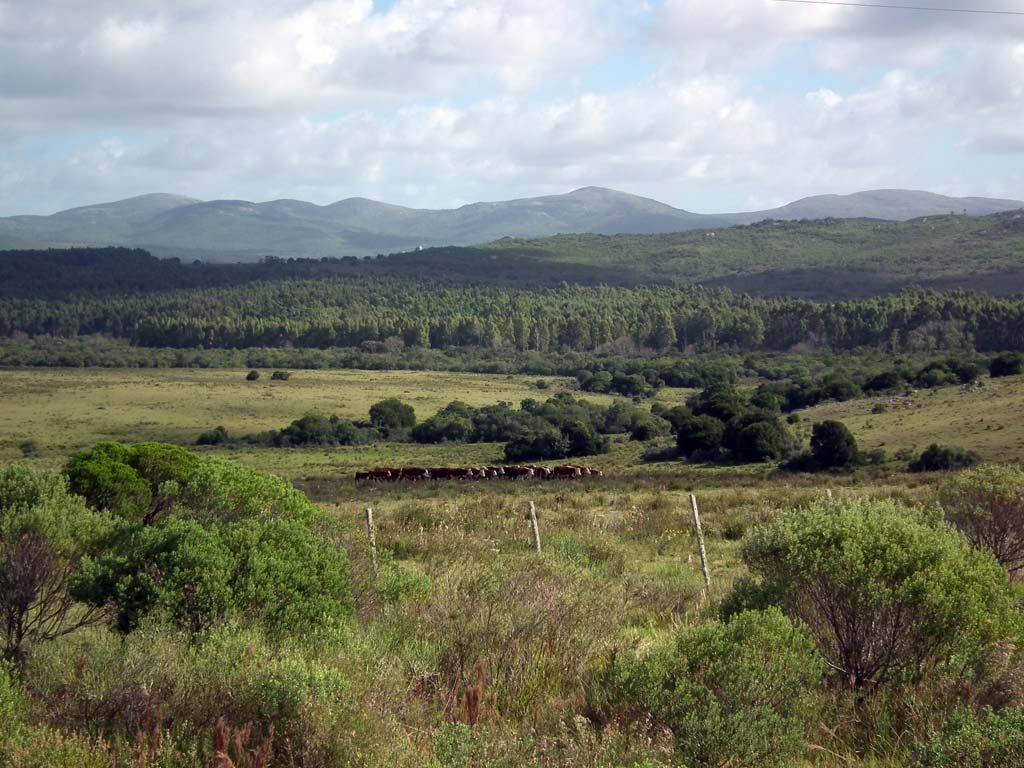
left=2, top=187, right=1021, bottom=261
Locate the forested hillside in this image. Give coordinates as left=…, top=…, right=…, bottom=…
left=4, top=209, right=1023, bottom=300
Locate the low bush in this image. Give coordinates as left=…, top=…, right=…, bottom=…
left=594, top=608, right=823, bottom=767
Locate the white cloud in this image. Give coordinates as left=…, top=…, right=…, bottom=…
left=0, top=0, right=1021, bottom=214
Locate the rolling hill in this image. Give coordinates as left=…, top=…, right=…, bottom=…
left=0, top=187, right=1020, bottom=261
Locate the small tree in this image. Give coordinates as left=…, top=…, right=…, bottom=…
left=734, top=499, right=1018, bottom=689
left=0, top=466, right=110, bottom=662
left=246, top=370, right=260, bottom=381
left=989, top=352, right=1023, bottom=378
left=595, top=608, right=823, bottom=767
left=675, top=414, right=725, bottom=458
left=810, top=420, right=860, bottom=468
left=368, top=398, right=416, bottom=437
left=936, top=464, right=1024, bottom=577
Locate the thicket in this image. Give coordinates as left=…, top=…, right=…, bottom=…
left=205, top=395, right=665, bottom=462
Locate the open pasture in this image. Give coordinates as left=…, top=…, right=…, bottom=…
left=803, top=373, right=1024, bottom=462
left=0, top=367, right=634, bottom=461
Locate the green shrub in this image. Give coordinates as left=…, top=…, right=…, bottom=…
left=734, top=499, right=1019, bottom=688
left=909, top=443, right=981, bottom=472
left=989, top=352, right=1023, bottom=378
left=674, top=414, right=725, bottom=458
left=246, top=369, right=260, bottom=381
left=810, top=419, right=860, bottom=468
left=0, top=466, right=112, bottom=661
left=910, top=707, right=1024, bottom=767
left=595, top=609, right=823, bottom=767
left=936, top=464, right=1024, bottom=577
left=369, top=397, right=416, bottom=436
left=65, top=443, right=152, bottom=521
left=224, top=517, right=354, bottom=635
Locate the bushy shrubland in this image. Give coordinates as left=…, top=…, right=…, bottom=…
left=593, top=608, right=823, bottom=767
left=910, top=707, right=1024, bottom=767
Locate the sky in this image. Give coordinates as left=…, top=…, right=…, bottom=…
left=1, top=0, right=1022, bottom=216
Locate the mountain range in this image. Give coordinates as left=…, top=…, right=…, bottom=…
left=1, top=186, right=1021, bottom=261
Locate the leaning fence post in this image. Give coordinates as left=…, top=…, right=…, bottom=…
left=528, top=501, right=542, bottom=554
left=689, top=494, right=711, bottom=596
left=365, top=507, right=378, bottom=575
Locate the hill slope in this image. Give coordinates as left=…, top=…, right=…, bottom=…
left=1, top=187, right=1020, bottom=261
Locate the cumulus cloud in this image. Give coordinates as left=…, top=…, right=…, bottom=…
left=0, top=0, right=1021, bottom=214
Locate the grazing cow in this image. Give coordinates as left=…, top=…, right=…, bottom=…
left=552, top=465, right=583, bottom=479
left=355, top=471, right=370, bottom=482
left=505, top=466, right=534, bottom=479
left=399, top=467, right=430, bottom=481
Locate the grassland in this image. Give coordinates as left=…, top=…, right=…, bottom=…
left=3, top=367, right=1020, bottom=766
left=803, top=374, right=1024, bottom=461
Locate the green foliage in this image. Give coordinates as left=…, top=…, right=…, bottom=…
left=989, top=352, right=1023, bottom=378
left=246, top=369, right=260, bottom=381
left=811, top=419, right=860, bottom=468
left=936, top=464, right=1024, bottom=576
left=65, top=443, right=152, bottom=522
left=909, top=443, right=982, bottom=472
left=595, top=609, right=823, bottom=767
left=674, top=413, right=725, bottom=458
left=735, top=499, right=1020, bottom=688
left=273, top=412, right=362, bottom=447
left=730, top=414, right=790, bottom=462
left=0, top=466, right=111, bottom=661
left=911, top=707, right=1024, bottom=767
left=224, top=517, right=354, bottom=635
left=72, top=518, right=235, bottom=634
left=195, top=424, right=230, bottom=446
left=270, top=369, right=291, bottom=380
left=369, top=397, right=417, bottom=436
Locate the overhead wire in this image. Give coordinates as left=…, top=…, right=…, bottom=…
left=772, top=0, right=1024, bottom=15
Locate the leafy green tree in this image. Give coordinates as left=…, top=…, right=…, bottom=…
left=65, top=443, right=152, bottom=522
left=731, top=415, right=789, bottom=462
left=595, top=608, right=822, bottom=767
left=936, top=464, right=1024, bottom=576
left=734, top=499, right=1019, bottom=688
left=688, top=383, right=748, bottom=423
left=675, top=414, right=725, bottom=458
left=73, top=518, right=234, bottom=634
left=989, top=352, right=1023, bottom=378
left=0, top=466, right=111, bottom=661
left=369, top=398, right=416, bottom=436
left=504, top=426, right=569, bottom=463
left=411, top=414, right=474, bottom=443
left=810, top=420, right=860, bottom=468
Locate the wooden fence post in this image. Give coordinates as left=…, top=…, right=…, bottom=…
left=689, top=493, right=711, bottom=596
left=366, top=507, right=378, bottom=575
left=528, top=501, right=542, bottom=554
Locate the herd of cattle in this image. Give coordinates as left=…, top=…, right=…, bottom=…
left=355, top=465, right=604, bottom=482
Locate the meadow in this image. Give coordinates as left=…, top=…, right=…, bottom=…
left=2, top=365, right=1023, bottom=767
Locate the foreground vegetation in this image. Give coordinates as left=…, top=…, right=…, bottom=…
left=2, top=441, right=1023, bottom=767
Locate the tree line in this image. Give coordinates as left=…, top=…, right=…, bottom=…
left=4, top=277, right=1024, bottom=353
